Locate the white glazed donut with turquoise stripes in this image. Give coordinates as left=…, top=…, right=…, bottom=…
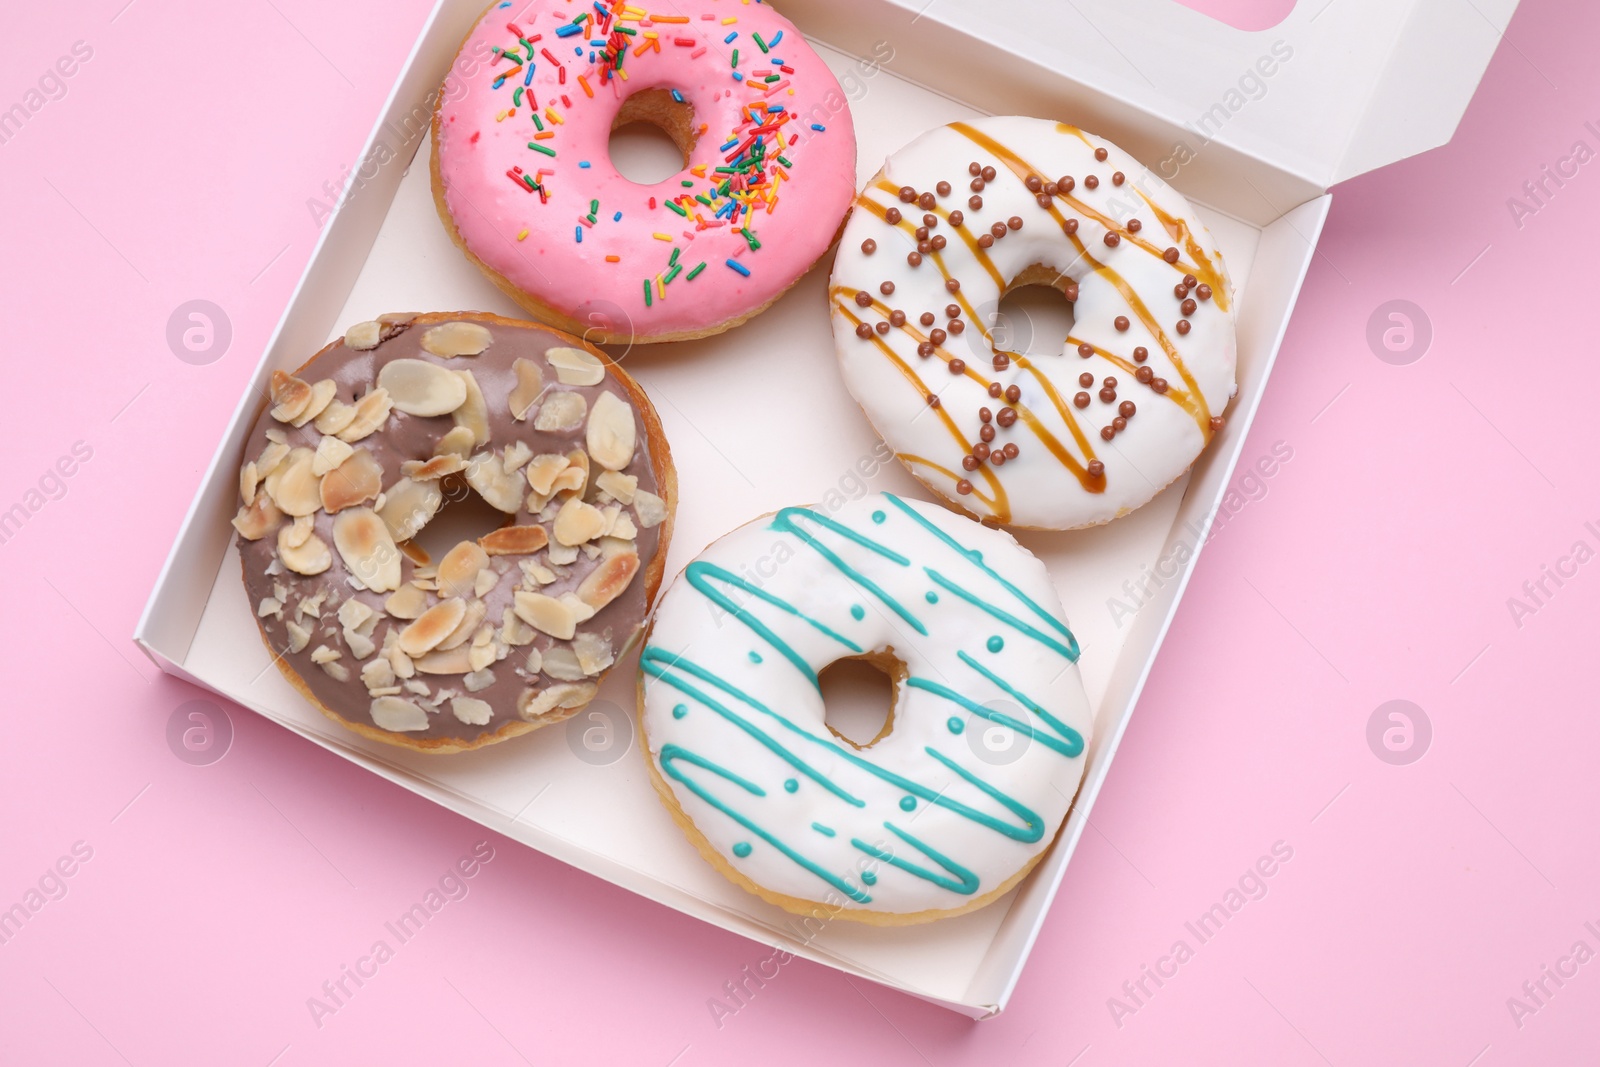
left=639, top=492, right=1092, bottom=923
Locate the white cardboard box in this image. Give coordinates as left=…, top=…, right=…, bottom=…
left=136, top=0, right=1514, bottom=1017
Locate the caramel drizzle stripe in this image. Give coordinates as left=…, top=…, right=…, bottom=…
left=833, top=287, right=1102, bottom=490
left=832, top=300, right=1011, bottom=521
left=1063, top=232, right=1211, bottom=432
left=945, top=123, right=1213, bottom=436
left=1058, top=122, right=1229, bottom=312
left=955, top=121, right=1228, bottom=310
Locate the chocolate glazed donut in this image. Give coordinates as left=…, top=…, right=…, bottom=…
left=230, top=312, right=675, bottom=753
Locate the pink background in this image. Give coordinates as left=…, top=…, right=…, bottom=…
left=3, top=0, right=1596, bottom=1064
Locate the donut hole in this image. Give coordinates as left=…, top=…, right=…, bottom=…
left=407, top=476, right=512, bottom=564
left=985, top=265, right=1078, bottom=359
left=819, top=653, right=902, bottom=751
left=609, top=88, right=698, bottom=186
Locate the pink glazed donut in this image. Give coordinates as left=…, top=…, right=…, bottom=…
left=431, top=0, right=858, bottom=344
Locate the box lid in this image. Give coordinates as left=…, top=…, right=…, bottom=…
left=821, top=0, right=1518, bottom=192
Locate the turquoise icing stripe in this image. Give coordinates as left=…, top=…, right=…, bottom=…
left=884, top=492, right=1076, bottom=644
left=660, top=744, right=872, bottom=904
left=905, top=675, right=1079, bottom=760
left=957, top=652, right=1085, bottom=757
left=685, top=561, right=861, bottom=687
left=770, top=506, right=927, bottom=636
left=925, top=567, right=1078, bottom=661
left=852, top=822, right=981, bottom=895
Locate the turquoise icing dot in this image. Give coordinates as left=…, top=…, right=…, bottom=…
left=925, top=591, right=939, bottom=604
left=899, top=795, right=917, bottom=812
left=947, top=716, right=965, bottom=734
left=672, top=704, right=688, bottom=719
left=862, top=870, right=878, bottom=885
left=732, top=842, right=753, bottom=858
left=987, top=635, right=1005, bottom=653
left=850, top=604, right=865, bottom=621
left=871, top=510, right=886, bottom=524
left=784, top=778, right=799, bottom=793
left=748, top=650, right=763, bottom=664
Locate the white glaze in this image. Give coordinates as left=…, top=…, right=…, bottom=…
left=639, top=493, right=1092, bottom=917
left=830, top=117, right=1237, bottom=530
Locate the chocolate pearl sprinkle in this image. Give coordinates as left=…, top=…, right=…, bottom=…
left=898, top=186, right=916, bottom=203
left=980, top=424, right=995, bottom=442
left=948, top=210, right=964, bottom=227
left=991, top=353, right=1009, bottom=369
left=1002, top=442, right=1019, bottom=459
left=1152, top=377, right=1169, bottom=393
left=1162, top=246, right=1180, bottom=263
left=956, top=479, right=972, bottom=495
left=1210, top=416, right=1226, bottom=431
left=962, top=455, right=979, bottom=472
left=931, top=235, right=947, bottom=251
left=1119, top=401, right=1136, bottom=417
left=885, top=207, right=902, bottom=224
left=1133, top=346, right=1149, bottom=362
left=920, top=311, right=935, bottom=326
left=1112, top=416, right=1127, bottom=431
left=936, top=181, right=951, bottom=197
left=1077, top=343, right=1094, bottom=358
left=875, top=321, right=890, bottom=335
left=977, top=233, right=994, bottom=249
left=1197, top=284, right=1213, bottom=301
left=1079, top=372, right=1094, bottom=387
left=854, top=291, right=873, bottom=307
left=1007, top=216, right=1023, bottom=230
left=1044, top=182, right=1059, bottom=197
left=1094, top=147, right=1109, bottom=161
left=1063, top=218, right=1079, bottom=236
left=945, top=278, right=961, bottom=292
left=1100, top=426, right=1115, bottom=441
left=1086, top=460, right=1105, bottom=477
left=981, top=165, right=997, bottom=181
left=1099, top=387, right=1116, bottom=402
left=1114, top=316, right=1130, bottom=332
left=915, top=226, right=929, bottom=240
left=854, top=323, right=872, bottom=339
left=1176, top=320, right=1192, bottom=335
left=917, top=241, right=931, bottom=254
left=880, top=281, right=895, bottom=295
left=923, top=213, right=938, bottom=228
left=929, top=328, right=946, bottom=345
left=918, top=193, right=936, bottom=209
left=970, top=178, right=986, bottom=193
left=1182, top=298, right=1197, bottom=315
left=973, top=443, right=990, bottom=461
left=1112, top=171, right=1125, bottom=186
left=1174, top=283, right=1189, bottom=298
left=907, top=251, right=922, bottom=266
left=990, top=222, right=1007, bottom=238
left=979, top=407, right=993, bottom=423
left=1058, top=176, right=1075, bottom=192
left=949, top=320, right=965, bottom=335
left=1184, top=274, right=1198, bottom=288
left=1084, top=175, right=1099, bottom=190
left=1135, top=366, right=1153, bottom=384
left=1037, top=194, right=1053, bottom=208
left=969, top=195, right=983, bottom=211
left=1127, top=219, right=1142, bottom=233
left=889, top=310, right=906, bottom=327
left=990, top=451, right=1006, bottom=467
left=997, top=407, right=1017, bottom=428
left=861, top=239, right=877, bottom=255
left=1004, top=385, right=1020, bottom=402
left=968, top=161, right=982, bottom=176
left=1103, top=232, right=1121, bottom=247
left=927, top=394, right=941, bottom=408
left=946, top=304, right=961, bottom=318
left=1074, top=392, right=1090, bottom=408
left=988, top=382, right=1003, bottom=398
left=1025, top=175, right=1043, bottom=192
left=1104, top=377, right=1117, bottom=388
left=948, top=358, right=966, bottom=375
left=917, top=341, right=934, bottom=357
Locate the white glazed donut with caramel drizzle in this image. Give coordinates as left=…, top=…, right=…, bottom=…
left=829, top=117, right=1237, bottom=530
